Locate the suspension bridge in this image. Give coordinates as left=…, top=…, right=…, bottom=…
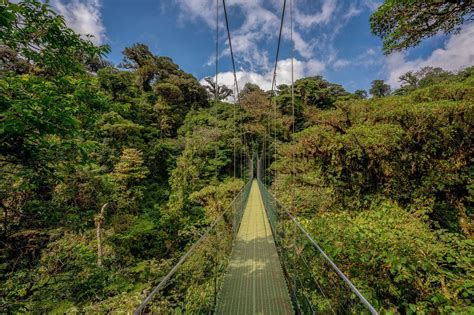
left=135, top=0, right=379, bottom=313
left=134, top=170, right=378, bottom=314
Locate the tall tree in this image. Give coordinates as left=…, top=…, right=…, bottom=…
left=370, top=80, right=391, bottom=98
left=354, top=89, right=368, bottom=99
left=120, top=43, right=157, bottom=91
left=120, top=43, right=154, bottom=69
left=415, top=66, right=453, bottom=87
left=395, top=67, right=454, bottom=94
left=203, top=77, right=233, bottom=100
left=399, top=71, right=419, bottom=89
left=241, top=82, right=262, bottom=96
left=370, top=0, right=474, bottom=54
left=295, top=76, right=348, bottom=109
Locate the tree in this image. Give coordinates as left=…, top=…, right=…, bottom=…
left=0, top=0, right=109, bottom=76
left=370, top=1, right=474, bottom=54
left=95, top=203, right=108, bottom=266
left=97, top=66, right=139, bottom=100
left=121, top=44, right=157, bottom=91
left=165, top=73, right=209, bottom=117
left=415, top=66, right=452, bottom=87
left=240, top=82, right=262, bottom=96
left=276, top=84, right=290, bottom=95
left=240, top=86, right=270, bottom=114
left=354, top=89, right=368, bottom=99
left=120, top=43, right=154, bottom=69
left=399, top=71, right=419, bottom=89
left=369, top=80, right=391, bottom=98
left=202, top=77, right=233, bottom=101
left=154, top=82, right=184, bottom=105
left=0, top=75, right=109, bottom=170
left=393, top=71, right=420, bottom=95
left=111, top=148, right=149, bottom=213
left=395, top=67, right=454, bottom=94
left=239, top=87, right=271, bottom=150
left=295, top=76, right=348, bottom=109
left=119, top=43, right=183, bottom=91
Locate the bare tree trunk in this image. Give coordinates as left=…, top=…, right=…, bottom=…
left=95, top=203, right=108, bottom=266
left=1, top=201, right=7, bottom=237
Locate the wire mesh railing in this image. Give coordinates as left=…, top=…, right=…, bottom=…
left=257, top=178, right=378, bottom=315
left=134, top=179, right=252, bottom=314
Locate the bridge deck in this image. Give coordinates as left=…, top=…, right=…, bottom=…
left=216, top=180, right=293, bottom=314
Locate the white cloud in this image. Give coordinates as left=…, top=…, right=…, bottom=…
left=366, top=48, right=376, bottom=56
left=175, top=0, right=381, bottom=89
left=328, top=47, right=384, bottom=70
left=343, top=4, right=363, bottom=20
left=173, top=0, right=380, bottom=75
left=282, top=25, right=314, bottom=59
left=175, top=0, right=215, bottom=28
left=302, top=1, right=368, bottom=66
left=295, top=0, right=337, bottom=28
left=386, top=23, right=474, bottom=87
left=333, top=59, right=351, bottom=69
left=174, top=0, right=321, bottom=70
left=361, top=0, right=382, bottom=11
left=51, top=0, right=106, bottom=44
left=305, top=59, right=326, bottom=75
left=201, top=57, right=325, bottom=92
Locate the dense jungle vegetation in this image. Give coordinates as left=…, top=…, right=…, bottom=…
left=1, top=0, right=473, bottom=313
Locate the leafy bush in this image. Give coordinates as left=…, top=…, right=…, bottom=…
left=302, top=201, right=473, bottom=313
left=274, top=80, right=474, bottom=313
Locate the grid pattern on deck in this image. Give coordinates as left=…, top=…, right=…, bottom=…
left=215, top=180, right=293, bottom=315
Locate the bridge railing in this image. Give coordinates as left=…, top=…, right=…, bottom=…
left=134, top=179, right=252, bottom=315
left=257, top=178, right=378, bottom=315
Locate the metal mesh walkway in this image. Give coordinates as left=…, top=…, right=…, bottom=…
left=215, top=180, right=293, bottom=314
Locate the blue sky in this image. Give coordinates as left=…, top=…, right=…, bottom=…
left=50, top=0, right=474, bottom=92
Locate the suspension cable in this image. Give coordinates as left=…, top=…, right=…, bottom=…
left=241, top=124, right=243, bottom=180
left=267, top=0, right=287, bottom=189
left=222, top=0, right=240, bottom=103
left=270, top=0, right=287, bottom=100
left=290, top=0, right=295, bottom=210
left=214, top=2, right=221, bottom=306
left=215, top=0, right=219, bottom=103
left=290, top=0, right=295, bottom=135
left=234, top=79, right=237, bottom=180
left=232, top=82, right=242, bottom=179
left=222, top=0, right=244, bottom=180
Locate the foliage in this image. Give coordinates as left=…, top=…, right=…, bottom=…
left=203, top=76, right=233, bottom=100
left=273, top=74, right=474, bottom=313
left=111, top=149, right=149, bottom=213
left=294, top=76, right=349, bottom=109
left=370, top=0, right=474, bottom=54
left=241, top=82, right=262, bottom=95
left=0, top=0, right=109, bottom=76
left=395, top=66, right=474, bottom=96
left=302, top=202, right=473, bottom=313
left=1, top=1, right=473, bottom=313
left=354, top=89, right=368, bottom=99
left=0, top=1, right=220, bottom=312
left=0, top=75, right=106, bottom=169
left=370, top=79, right=391, bottom=97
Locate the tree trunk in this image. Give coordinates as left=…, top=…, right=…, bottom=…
left=95, top=203, right=108, bottom=266
left=1, top=201, right=7, bottom=237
